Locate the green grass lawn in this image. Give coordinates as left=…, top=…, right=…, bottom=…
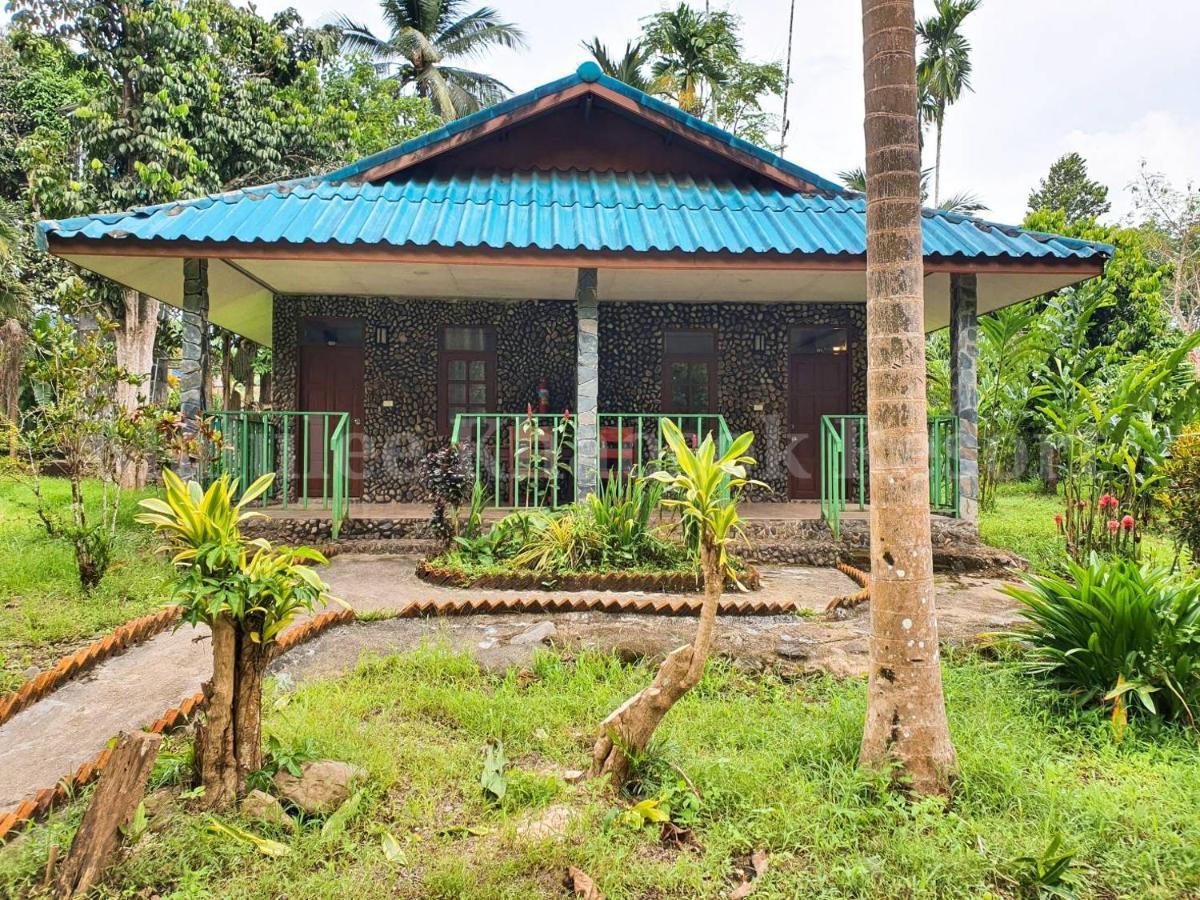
left=3, top=647, right=1197, bottom=899
left=980, top=481, right=1181, bottom=572
left=0, top=476, right=172, bottom=690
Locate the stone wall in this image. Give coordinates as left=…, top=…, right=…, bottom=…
left=271, top=296, right=865, bottom=501
left=599, top=302, right=867, bottom=498
left=273, top=296, right=576, bottom=501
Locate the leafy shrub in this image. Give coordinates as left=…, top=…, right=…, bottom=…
left=441, top=473, right=687, bottom=576
left=1159, top=424, right=1200, bottom=566
left=20, top=314, right=163, bottom=588
left=507, top=475, right=682, bottom=573
left=418, top=443, right=473, bottom=542
left=1004, top=556, right=1200, bottom=725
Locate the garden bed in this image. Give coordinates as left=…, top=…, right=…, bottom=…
left=414, top=557, right=762, bottom=592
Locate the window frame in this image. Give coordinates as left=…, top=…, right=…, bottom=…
left=437, top=325, right=498, bottom=434
left=661, top=327, right=719, bottom=414
left=299, top=316, right=364, bottom=347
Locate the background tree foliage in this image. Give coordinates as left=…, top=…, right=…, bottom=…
left=586, top=2, right=784, bottom=145
left=336, top=0, right=527, bottom=122
left=1027, top=152, right=1112, bottom=225
left=2, top=0, right=440, bottom=486
left=1023, top=208, right=1171, bottom=358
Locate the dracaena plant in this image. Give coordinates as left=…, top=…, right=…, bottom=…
left=138, top=468, right=332, bottom=635
left=591, top=418, right=763, bottom=786
left=136, top=469, right=334, bottom=808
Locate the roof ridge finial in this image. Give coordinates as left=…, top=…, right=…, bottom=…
left=577, top=61, right=602, bottom=83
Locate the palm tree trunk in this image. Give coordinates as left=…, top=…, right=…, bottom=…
left=858, top=0, right=958, bottom=796
left=590, top=537, right=721, bottom=786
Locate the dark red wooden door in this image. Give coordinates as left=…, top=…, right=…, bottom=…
left=299, top=343, right=365, bottom=498
left=787, top=350, right=849, bottom=499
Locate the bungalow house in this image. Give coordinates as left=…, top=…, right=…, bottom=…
left=37, top=63, right=1111, bottom=536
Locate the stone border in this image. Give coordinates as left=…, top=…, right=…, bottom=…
left=0, top=608, right=355, bottom=843
left=414, top=559, right=763, bottom=593
left=0, top=607, right=184, bottom=730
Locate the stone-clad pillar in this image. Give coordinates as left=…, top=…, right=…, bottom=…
left=574, top=268, right=599, bottom=499
left=179, top=258, right=210, bottom=481
left=950, top=273, right=979, bottom=527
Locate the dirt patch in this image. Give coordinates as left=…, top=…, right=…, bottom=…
left=323, top=555, right=855, bottom=616
left=271, top=564, right=1023, bottom=687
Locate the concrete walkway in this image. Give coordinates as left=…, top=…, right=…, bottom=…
left=0, top=557, right=1019, bottom=813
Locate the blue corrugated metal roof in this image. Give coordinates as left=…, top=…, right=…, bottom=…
left=39, top=169, right=1113, bottom=261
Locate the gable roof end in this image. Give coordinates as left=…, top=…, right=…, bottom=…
left=323, top=63, right=847, bottom=194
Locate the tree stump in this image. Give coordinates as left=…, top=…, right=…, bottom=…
left=55, top=730, right=162, bottom=899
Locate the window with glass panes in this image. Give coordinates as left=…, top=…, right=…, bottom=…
left=438, top=326, right=496, bottom=433
left=661, top=329, right=718, bottom=413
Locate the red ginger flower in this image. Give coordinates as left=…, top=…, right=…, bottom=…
left=1107, top=519, right=1120, bottom=533
left=1054, top=513, right=1064, bottom=532
left=1122, top=514, right=1135, bottom=531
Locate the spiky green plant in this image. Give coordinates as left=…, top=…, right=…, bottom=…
left=1003, top=556, right=1200, bottom=727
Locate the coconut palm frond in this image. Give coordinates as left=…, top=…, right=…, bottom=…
left=342, top=0, right=523, bottom=120
left=437, top=65, right=511, bottom=107
left=838, top=167, right=867, bottom=193
left=938, top=191, right=988, bottom=214
left=414, top=66, right=459, bottom=120
left=333, top=16, right=396, bottom=59
left=582, top=38, right=653, bottom=93
left=437, top=7, right=526, bottom=58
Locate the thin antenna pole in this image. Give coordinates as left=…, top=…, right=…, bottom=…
left=779, top=0, right=796, bottom=154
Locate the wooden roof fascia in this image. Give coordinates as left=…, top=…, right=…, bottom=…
left=352, top=82, right=816, bottom=193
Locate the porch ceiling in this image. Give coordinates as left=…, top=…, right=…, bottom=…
left=57, top=250, right=1098, bottom=347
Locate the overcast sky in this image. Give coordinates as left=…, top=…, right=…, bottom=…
left=15, top=1, right=1200, bottom=224
left=282, top=0, right=1199, bottom=225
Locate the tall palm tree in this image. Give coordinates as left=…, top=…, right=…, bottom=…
left=581, top=38, right=653, bottom=93
left=916, top=0, right=981, bottom=205
left=336, top=0, right=526, bottom=121
left=859, top=0, right=958, bottom=796
left=642, top=3, right=738, bottom=117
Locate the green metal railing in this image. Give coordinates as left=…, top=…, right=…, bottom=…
left=450, top=412, right=574, bottom=508
left=450, top=412, right=733, bottom=508
left=927, top=415, right=960, bottom=516
left=207, top=410, right=352, bottom=538
left=820, top=414, right=960, bottom=539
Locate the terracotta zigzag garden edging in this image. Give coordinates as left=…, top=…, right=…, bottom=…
left=0, top=608, right=356, bottom=844
left=414, top=560, right=763, bottom=593
left=828, top=562, right=871, bottom=611
left=0, top=563, right=873, bottom=843
left=396, top=592, right=787, bottom=617
left=0, top=606, right=184, bottom=730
